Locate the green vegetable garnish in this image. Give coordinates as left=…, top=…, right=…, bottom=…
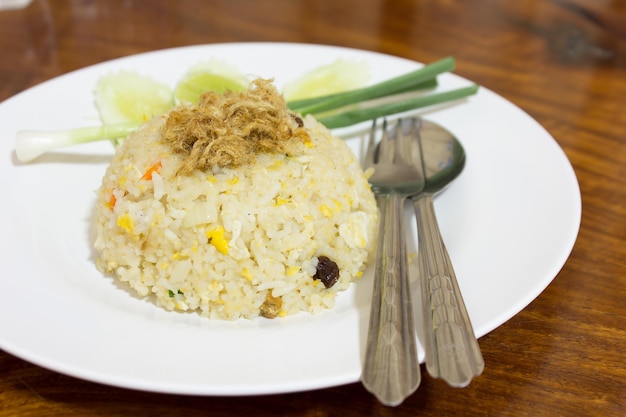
left=174, top=60, right=249, bottom=104
left=282, top=58, right=370, bottom=101
left=317, top=84, right=479, bottom=129
left=95, top=70, right=174, bottom=125
left=287, top=56, right=454, bottom=116
left=14, top=56, right=478, bottom=162
left=174, top=72, right=247, bottom=103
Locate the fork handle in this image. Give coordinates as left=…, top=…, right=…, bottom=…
left=413, top=195, right=484, bottom=387
left=362, top=193, right=420, bottom=406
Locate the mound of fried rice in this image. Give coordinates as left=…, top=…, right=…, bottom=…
left=93, top=80, right=378, bottom=320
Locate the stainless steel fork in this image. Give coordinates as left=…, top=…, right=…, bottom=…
left=361, top=118, right=424, bottom=406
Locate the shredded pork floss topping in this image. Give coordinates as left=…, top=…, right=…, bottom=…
left=162, top=78, right=309, bottom=174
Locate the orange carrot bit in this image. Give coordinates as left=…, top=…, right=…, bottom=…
left=141, top=161, right=162, bottom=180
left=106, top=193, right=117, bottom=211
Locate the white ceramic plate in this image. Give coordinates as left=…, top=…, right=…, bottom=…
left=0, top=43, right=581, bottom=395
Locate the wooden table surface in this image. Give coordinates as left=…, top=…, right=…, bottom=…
left=1, top=0, right=625, bottom=415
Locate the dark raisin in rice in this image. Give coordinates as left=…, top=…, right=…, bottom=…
left=314, top=256, right=340, bottom=288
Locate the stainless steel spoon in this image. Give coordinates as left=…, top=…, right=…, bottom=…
left=411, top=119, right=484, bottom=387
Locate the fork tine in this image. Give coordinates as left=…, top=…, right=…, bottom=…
left=394, top=119, right=406, bottom=163
left=364, top=119, right=378, bottom=168
left=378, top=118, right=396, bottom=165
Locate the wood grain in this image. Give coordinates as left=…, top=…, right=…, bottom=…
left=1, top=0, right=625, bottom=416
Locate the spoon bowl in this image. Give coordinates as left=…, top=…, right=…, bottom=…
left=419, top=119, right=466, bottom=194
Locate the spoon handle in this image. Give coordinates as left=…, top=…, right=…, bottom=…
left=413, top=195, right=484, bottom=387
left=362, top=193, right=420, bottom=406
